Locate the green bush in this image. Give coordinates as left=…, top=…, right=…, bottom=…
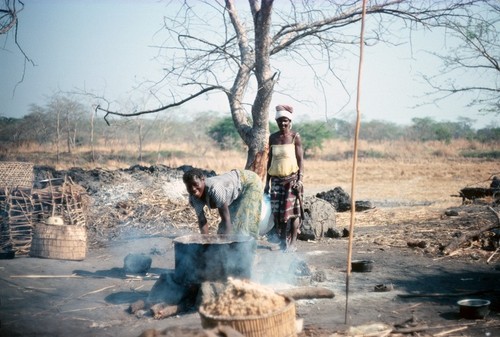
left=461, top=150, right=500, bottom=159
left=295, top=121, right=333, bottom=157
left=208, top=117, right=244, bottom=150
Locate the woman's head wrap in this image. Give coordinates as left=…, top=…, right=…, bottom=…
left=275, top=105, right=294, bottom=120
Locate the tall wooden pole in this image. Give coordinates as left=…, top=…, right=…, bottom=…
left=345, top=0, right=368, bottom=325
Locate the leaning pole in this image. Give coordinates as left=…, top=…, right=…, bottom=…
left=344, top=0, right=368, bottom=325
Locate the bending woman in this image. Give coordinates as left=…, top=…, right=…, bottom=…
left=183, top=168, right=263, bottom=238
left=264, top=104, right=304, bottom=252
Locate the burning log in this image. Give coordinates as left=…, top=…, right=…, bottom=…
left=150, top=303, right=185, bottom=319
left=128, top=299, right=146, bottom=314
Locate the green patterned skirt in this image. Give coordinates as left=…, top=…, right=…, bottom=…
left=218, top=169, right=263, bottom=238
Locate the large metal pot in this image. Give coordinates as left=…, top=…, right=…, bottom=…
left=173, top=234, right=256, bottom=285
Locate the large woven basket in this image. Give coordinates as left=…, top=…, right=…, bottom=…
left=30, top=223, right=87, bottom=261
left=0, top=162, right=34, bottom=188
left=199, top=296, right=297, bottom=337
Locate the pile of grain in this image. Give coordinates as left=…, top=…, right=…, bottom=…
left=202, top=278, right=286, bottom=317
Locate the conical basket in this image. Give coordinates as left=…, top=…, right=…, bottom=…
left=30, top=223, right=87, bottom=261
left=199, top=296, right=296, bottom=337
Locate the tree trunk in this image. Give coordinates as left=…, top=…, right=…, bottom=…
left=66, top=114, right=72, bottom=155
left=90, top=112, right=95, bottom=162
left=138, top=123, right=143, bottom=162
left=226, top=0, right=275, bottom=179
left=247, top=147, right=269, bottom=180
left=56, top=111, right=60, bottom=164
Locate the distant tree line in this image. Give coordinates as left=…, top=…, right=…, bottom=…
left=213, top=116, right=499, bottom=156
left=1, top=96, right=498, bottom=160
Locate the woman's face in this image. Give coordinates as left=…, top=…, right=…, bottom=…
left=185, top=176, right=205, bottom=199
left=276, top=117, right=291, bottom=133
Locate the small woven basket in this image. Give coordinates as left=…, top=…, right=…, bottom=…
left=199, top=296, right=297, bottom=337
left=0, top=162, right=34, bottom=188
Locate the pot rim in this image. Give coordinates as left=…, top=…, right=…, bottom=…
left=351, top=260, right=374, bottom=264
left=173, top=233, right=254, bottom=244
left=457, top=299, right=491, bottom=307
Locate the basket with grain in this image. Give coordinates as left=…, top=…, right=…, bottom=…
left=199, top=278, right=297, bottom=337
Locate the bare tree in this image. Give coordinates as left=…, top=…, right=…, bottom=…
left=1, top=0, right=34, bottom=77
left=44, top=95, right=87, bottom=161
left=96, top=0, right=486, bottom=176
left=422, top=1, right=499, bottom=114
left=0, top=0, right=20, bottom=34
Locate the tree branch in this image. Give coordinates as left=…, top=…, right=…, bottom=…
left=95, top=86, right=225, bottom=126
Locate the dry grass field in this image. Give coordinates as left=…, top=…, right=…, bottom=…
left=4, top=138, right=498, bottom=229
left=5, top=138, right=498, bottom=207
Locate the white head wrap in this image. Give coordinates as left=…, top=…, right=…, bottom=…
left=275, top=105, right=293, bottom=120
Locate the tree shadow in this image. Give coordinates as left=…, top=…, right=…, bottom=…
left=105, top=291, right=150, bottom=305
left=393, top=269, right=499, bottom=319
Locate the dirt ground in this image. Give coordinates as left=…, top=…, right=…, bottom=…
left=1, top=165, right=499, bottom=337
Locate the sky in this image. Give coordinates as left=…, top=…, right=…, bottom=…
left=1, top=0, right=497, bottom=129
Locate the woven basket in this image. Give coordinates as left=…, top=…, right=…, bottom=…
left=199, top=296, right=297, bottom=337
left=0, top=162, right=34, bottom=188
left=30, top=223, right=87, bottom=260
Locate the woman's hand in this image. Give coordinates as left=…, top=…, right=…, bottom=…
left=292, top=179, right=303, bottom=192
left=198, top=216, right=209, bottom=234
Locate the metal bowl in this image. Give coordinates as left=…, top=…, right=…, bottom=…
left=457, top=299, right=490, bottom=319
left=351, top=260, right=374, bottom=272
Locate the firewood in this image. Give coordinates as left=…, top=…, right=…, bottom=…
left=487, top=247, right=499, bottom=263
left=129, top=299, right=146, bottom=314
left=10, top=274, right=83, bottom=278
left=393, top=322, right=474, bottom=335
left=442, top=207, right=500, bottom=255
left=150, top=302, right=184, bottom=319
left=278, top=286, right=335, bottom=300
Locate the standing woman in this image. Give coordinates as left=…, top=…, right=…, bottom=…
left=264, top=105, right=304, bottom=252
left=183, top=168, right=263, bottom=238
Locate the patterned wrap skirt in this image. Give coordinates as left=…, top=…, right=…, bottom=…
left=218, top=169, right=263, bottom=238
left=270, top=172, right=303, bottom=224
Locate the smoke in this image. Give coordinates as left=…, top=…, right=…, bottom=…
left=252, top=251, right=311, bottom=287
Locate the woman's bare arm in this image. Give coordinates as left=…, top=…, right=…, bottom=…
left=218, top=203, right=232, bottom=234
